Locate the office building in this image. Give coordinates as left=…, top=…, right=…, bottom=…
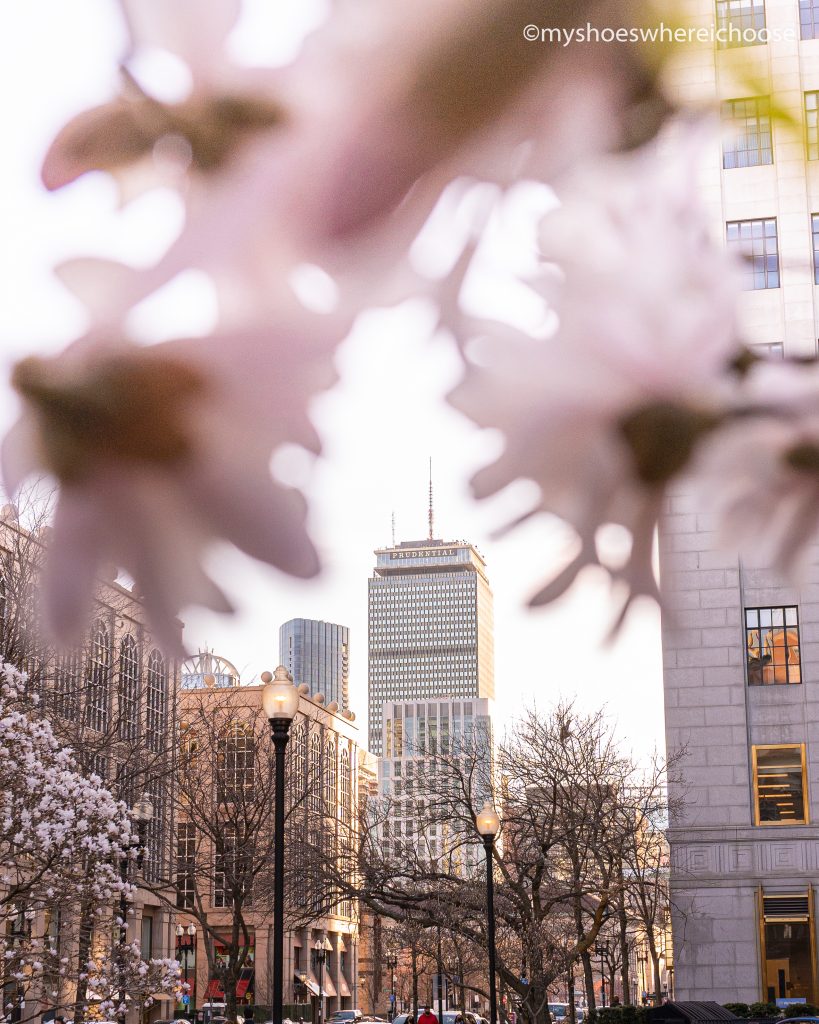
left=379, top=695, right=494, bottom=869
left=367, top=537, right=494, bottom=755
left=176, top=656, right=371, bottom=1018
left=279, top=618, right=350, bottom=708
left=662, top=0, right=819, bottom=1003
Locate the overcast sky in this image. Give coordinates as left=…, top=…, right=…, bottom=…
left=1, top=0, right=665, bottom=762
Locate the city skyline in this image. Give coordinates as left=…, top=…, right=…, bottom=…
left=0, top=0, right=665, bottom=769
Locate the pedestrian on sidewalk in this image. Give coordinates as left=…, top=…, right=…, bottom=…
left=418, top=1007, right=439, bottom=1024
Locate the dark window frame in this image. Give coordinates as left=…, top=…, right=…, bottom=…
left=807, top=92, right=819, bottom=161
left=722, top=96, right=773, bottom=168
left=745, top=606, right=801, bottom=685
left=727, top=217, right=780, bottom=290
left=716, top=0, right=767, bottom=47
left=800, top=0, right=819, bottom=39
left=812, top=214, right=819, bottom=285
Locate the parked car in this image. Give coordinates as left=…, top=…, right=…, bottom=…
left=328, top=1012, right=363, bottom=1024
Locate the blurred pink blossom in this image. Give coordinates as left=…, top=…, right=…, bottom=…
left=693, top=359, right=819, bottom=577
left=41, top=0, right=282, bottom=194
left=448, top=155, right=741, bottom=623
left=3, top=316, right=336, bottom=652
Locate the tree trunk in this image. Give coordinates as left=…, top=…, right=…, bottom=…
left=518, top=980, right=550, bottom=1024
left=647, top=940, right=662, bottom=1006
left=567, top=969, right=576, bottom=1024
left=374, top=917, right=383, bottom=1007
left=411, top=941, right=419, bottom=1014
left=618, top=903, right=630, bottom=1005
left=579, top=951, right=595, bottom=1014
left=72, top=900, right=96, bottom=1024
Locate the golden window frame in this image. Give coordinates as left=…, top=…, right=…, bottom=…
left=752, top=743, right=809, bottom=826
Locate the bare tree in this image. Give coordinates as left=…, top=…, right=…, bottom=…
left=620, top=793, right=673, bottom=1006
left=146, top=685, right=339, bottom=1022
left=322, top=703, right=663, bottom=1024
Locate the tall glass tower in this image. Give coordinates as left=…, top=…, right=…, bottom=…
left=367, top=537, right=494, bottom=755
left=279, top=618, right=350, bottom=708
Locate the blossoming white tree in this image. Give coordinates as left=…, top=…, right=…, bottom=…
left=85, top=943, right=184, bottom=1021
left=0, top=660, right=181, bottom=1023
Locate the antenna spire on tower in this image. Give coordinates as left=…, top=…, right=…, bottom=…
left=428, top=457, right=434, bottom=540
left=391, top=510, right=396, bottom=547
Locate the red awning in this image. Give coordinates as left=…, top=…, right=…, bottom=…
left=205, top=980, right=224, bottom=1000
left=236, top=979, right=250, bottom=1000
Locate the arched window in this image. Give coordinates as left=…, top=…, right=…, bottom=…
left=309, top=733, right=322, bottom=815
left=217, top=721, right=255, bottom=802
left=340, top=748, right=351, bottom=827
left=291, top=721, right=307, bottom=792
left=85, top=620, right=110, bottom=732
left=146, top=649, right=167, bottom=753
left=324, top=738, right=337, bottom=812
left=54, top=649, right=80, bottom=720
left=117, top=635, right=139, bottom=741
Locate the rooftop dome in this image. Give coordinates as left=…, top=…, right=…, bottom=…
left=181, top=650, right=241, bottom=690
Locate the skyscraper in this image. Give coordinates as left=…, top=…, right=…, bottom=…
left=367, top=537, right=494, bottom=755
left=279, top=618, right=350, bottom=708
left=661, top=0, right=819, bottom=1003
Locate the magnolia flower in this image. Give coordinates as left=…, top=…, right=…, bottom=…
left=282, top=0, right=673, bottom=245
left=41, top=0, right=675, bottom=300
left=41, top=0, right=282, bottom=194
left=3, top=308, right=336, bottom=650
left=448, top=153, right=742, bottom=622
left=692, top=358, right=819, bottom=576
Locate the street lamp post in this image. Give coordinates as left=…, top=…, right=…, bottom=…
left=384, top=950, right=398, bottom=1021
left=476, top=801, right=501, bottom=1024
left=314, top=937, right=332, bottom=1024
left=118, top=793, right=154, bottom=1024
left=176, top=923, right=197, bottom=1019
left=262, top=667, right=300, bottom=1024
left=636, top=952, right=647, bottom=1005
left=596, top=947, right=606, bottom=1008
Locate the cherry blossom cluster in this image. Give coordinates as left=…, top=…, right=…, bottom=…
left=86, top=943, right=184, bottom=1018
left=5, top=0, right=819, bottom=643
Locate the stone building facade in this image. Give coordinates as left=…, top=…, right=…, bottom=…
left=662, top=0, right=819, bottom=1004
left=175, top=659, right=373, bottom=1020
left=0, top=506, right=180, bottom=1022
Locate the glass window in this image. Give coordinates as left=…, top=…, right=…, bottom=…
left=217, top=721, right=255, bottom=802
left=801, top=0, right=819, bottom=38
left=761, top=892, right=816, bottom=1003
left=727, top=219, right=779, bottom=289
left=146, top=649, right=167, bottom=753
left=753, top=745, right=808, bottom=825
left=85, top=620, right=111, bottom=732
left=751, top=342, right=785, bottom=360
left=118, top=635, right=139, bottom=742
left=722, top=97, right=773, bottom=168
left=813, top=215, right=819, bottom=285
left=176, top=822, right=196, bottom=909
left=807, top=93, right=819, bottom=161
left=716, top=0, right=766, bottom=46
left=140, top=915, right=153, bottom=959
left=746, top=607, right=800, bottom=685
